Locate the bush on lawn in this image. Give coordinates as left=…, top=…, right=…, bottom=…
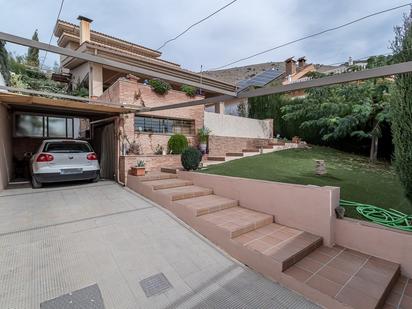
left=168, top=134, right=188, bottom=154
left=181, top=147, right=202, bottom=171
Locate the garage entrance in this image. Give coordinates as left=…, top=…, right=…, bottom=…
left=0, top=93, right=129, bottom=190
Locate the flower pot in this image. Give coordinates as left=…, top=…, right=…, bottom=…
left=199, top=143, right=207, bottom=153
left=130, top=166, right=146, bottom=176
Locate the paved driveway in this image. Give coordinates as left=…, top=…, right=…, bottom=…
left=0, top=181, right=320, bottom=308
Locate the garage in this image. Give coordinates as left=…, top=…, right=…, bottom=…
left=0, top=92, right=130, bottom=190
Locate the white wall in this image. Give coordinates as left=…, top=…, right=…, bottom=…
left=204, top=111, right=273, bottom=139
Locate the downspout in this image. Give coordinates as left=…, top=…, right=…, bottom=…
left=116, top=117, right=125, bottom=186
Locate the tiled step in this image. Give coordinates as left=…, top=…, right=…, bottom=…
left=198, top=207, right=273, bottom=238
left=226, top=152, right=244, bottom=157
left=160, top=166, right=183, bottom=174
left=141, top=178, right=193, bottom=190
left=207, top=156, right=226, bottom=161
left=174, top=194, right=238, bottom=216
left=284, top=246, right=401, bottom=309
left=256, top=145, right=273, bottom=149
left=242, top=149, right=259, bottom=153
left=233, top=223, right=322, bottom=271
left=269, top=142, right=286, bottom=146
left=136, top=172, right=177, bottom=182
left=156, top=185, right=213, bottom=201
left=384, top=275, right=411, bottom=309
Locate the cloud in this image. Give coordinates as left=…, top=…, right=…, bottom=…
left=0, top=0, right=409, bottom=71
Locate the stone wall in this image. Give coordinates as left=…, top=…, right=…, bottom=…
left=208, top=135, right=272, bottom=156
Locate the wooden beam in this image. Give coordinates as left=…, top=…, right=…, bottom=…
left=0, top=31, right=236, bottom=96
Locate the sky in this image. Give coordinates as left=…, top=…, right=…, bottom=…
left=0, top=0, right=410, bottom=72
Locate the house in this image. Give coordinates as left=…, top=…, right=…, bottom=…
left=1, top=16, right=281, bottom=190
left=203, top=56, right=320, bottom=115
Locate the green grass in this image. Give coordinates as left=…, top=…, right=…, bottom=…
left=201, top=146, right=411, bottom=219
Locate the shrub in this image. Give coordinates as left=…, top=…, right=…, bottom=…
left=180, top=84, right=197, bottom=97
left=198, top=127, right=211, bottom=143
left=154, top=144, right=164, bottom=155
left=148, top=79, right=171, bottom=95
left=168, top=134, right=188, bottom=154
left=181, top=147, right=202, bottom=171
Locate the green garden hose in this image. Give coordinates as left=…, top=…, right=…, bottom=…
left=340, top=199, right=412, bottom=232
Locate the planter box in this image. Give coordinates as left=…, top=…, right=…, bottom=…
left=130, top=166, right=146, bottom=176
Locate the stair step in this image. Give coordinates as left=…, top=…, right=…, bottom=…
left=207, top=156, right=226, bottom=161
left=284, top=246, right=401, bottom=309
left=174, top=194, right=238, bottom=216
left=226, top=152, right=244, bottom=157
left=233, top=224, right=322, bottom=271
left=269, top=142, right=286, bottom=146
left=160, top=166, right=183, bottom=174
left=256, top=145, right=273, bottom=149
left=136, top=172, right=177, bottom=182
left=199, top=207, right=273, bottom=238
left=142, top=178, right=193, bottom=190
left=242, top=149, right=259, bottom=153
left=384, top=275, right=411, bottom=309
left=156, top=185, right=213, bottom=201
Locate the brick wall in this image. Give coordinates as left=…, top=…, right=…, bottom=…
left=100, top=77, right=204, bottom=155
left=208, top=135, right=272, bottom=157
left=119, top=154, right=181, bottom=183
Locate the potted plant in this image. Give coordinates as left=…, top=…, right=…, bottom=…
left=130, top=160, right=146, bottom=176
left=198, top=127, right=211, bottom=153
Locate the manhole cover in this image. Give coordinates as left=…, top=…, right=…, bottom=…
left=40, top=284, right=105, bottom=309
left=139, top=272, right=173, bottom=297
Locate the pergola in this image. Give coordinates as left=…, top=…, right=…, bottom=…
left=1, top=30, right=411, bottom=111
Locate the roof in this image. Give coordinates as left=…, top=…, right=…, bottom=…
left=203, top=62, right=285, bottom=85
left=55, top=19, right=162, bottom=59
left=0, top=93, right=138, bottom=114
left=237, top=68, right=284, bottom=90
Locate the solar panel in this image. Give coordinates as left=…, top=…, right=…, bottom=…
left=237, top=69, right=283, bottom=90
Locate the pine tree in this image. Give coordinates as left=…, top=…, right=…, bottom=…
left=391, top=9, right=412, bottom=204
left=0, top=40, right=10, bottom=84
left=26, top=29, right=39, bottom=67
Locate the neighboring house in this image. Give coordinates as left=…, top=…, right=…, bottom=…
left=203, top=57, right=319, bottom=115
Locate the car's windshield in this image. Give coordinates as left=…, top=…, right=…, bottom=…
left=43, top=142, right=92, bottom=153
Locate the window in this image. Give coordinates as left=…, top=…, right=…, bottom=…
left=43, top=141, right=92, bottom=153
left=135, top=116, right=195, bottom=135
left=14, top=113, right=91, bottom=139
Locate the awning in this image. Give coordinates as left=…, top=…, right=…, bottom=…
left=0, top=92, right=138, bottom=114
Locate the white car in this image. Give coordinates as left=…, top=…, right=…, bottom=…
left=30, top=139, right=100, bottom=188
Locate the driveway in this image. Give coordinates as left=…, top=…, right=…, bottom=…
left=0, top=181, right=320, bottom=308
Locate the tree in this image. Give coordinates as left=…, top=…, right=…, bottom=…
left=390, top=9, right=412, bottom=204
left=26, top=29, right=39, bottom=67
left=0, top=40, right=10, bottom=84
left=281, top=80, right=391, bottom=162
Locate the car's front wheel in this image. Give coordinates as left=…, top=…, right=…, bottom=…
left=31, top=176, right=42, bottom=189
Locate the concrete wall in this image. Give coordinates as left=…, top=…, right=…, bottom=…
left=178, top=171, right=339, bottom=246
left=0, top=104, right=12, bottom=190
left=204, top=111, right=273, bottom=139
left=335, top=218, right=412, bottom=277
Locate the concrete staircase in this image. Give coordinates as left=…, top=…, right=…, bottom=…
left=202, top=142, right=302, bottom=167
left=128, top=172, right=406, bottom=309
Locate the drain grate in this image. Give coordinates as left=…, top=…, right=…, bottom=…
left=40, top=284, right=105, bottom=309
left=139, top=272, right=173, bottom=297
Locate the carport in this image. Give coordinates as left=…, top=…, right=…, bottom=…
left=0, top=92, right=134, bottom=190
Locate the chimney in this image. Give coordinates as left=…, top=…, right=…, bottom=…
left=348, top=56, right=353, bottom=66
left=77, top=15, right=93, bottom=44
left=285, top=57, right=296, bottom=76
left=297, top=56, right=306, bottom=68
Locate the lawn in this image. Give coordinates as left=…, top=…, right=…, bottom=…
left=201, top=146, right=411, bottom=219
